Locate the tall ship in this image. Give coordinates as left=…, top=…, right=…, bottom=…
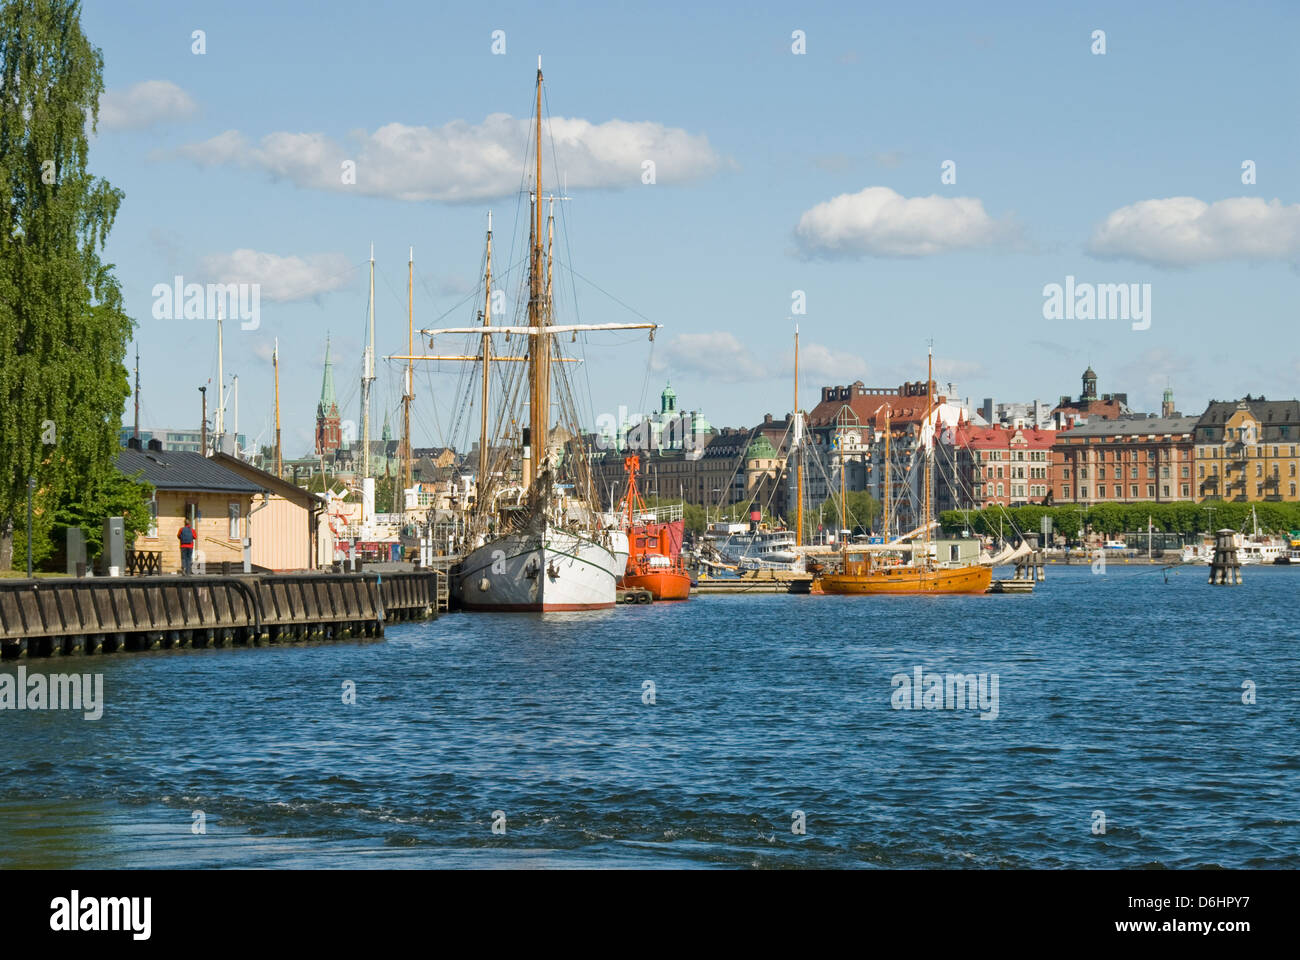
left=433, top=61, right=655, bottom=611
left=814, top=344, right=992, bottom=596
left=619, top=455, right=691, bottom=600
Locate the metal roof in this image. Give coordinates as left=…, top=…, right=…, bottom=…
left=1059, top=416, right=1199, bottom=438
left=116, top=449, right=265, bottom=494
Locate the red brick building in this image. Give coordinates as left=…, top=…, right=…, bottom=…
left=1051, top=416, right=1198, bottom=505
left=939, top=422, right=1056, bottom=510
left=315, top=337, right=342, bottom=456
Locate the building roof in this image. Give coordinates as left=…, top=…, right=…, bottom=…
left=116, top=450, right=265, bottom=494
left=1196, top=398, right=1300, bottom=427
left=1057, top=416, right=1199, bottom=438
left=953, top=424, right=1056, bottom=448
left=210, top=452, right=325, bottom=506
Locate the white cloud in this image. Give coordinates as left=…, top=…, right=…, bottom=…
left=99, top=80, right=197, bottom=131
left=659, top=332, right=769, bottom=383
left=658, top=333, right=867, bottom=387
left=1088, top=196, right=1300, bottom=267
left=789, top=342, right=868, bottom=384
left=197, top=249, right=353, bottom=302
left=794, top=186, right=1013, bottom=258
left=177, top=113, right=724, bottom=202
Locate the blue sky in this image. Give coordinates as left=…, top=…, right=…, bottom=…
left=86, top=0, right=1299, bottom=457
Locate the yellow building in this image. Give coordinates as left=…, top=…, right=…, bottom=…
left=212, top=452, right=331, bottom=571
left=117, top=447, right=265, bottom=574
left=1193, top=398, right=1300, bottom=503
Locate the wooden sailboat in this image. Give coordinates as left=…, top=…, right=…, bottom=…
left=814, top=344, right=992, bottom=596
left=422, top=61, right=656, bottom=611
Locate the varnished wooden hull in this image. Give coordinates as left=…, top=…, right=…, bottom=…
left=816, top=563, right=992, bottom=595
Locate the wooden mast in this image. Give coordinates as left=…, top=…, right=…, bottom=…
left=883, top=403, right=891, bottom=540
left=924, top=341, right=934, bottom=574
left=794, top=324, right=802, bottom=546
left=526, top=57, right=547, bottom=497
left=478, top=212, right=493, bottom=507
left=273, top=337, right=282, bottom=478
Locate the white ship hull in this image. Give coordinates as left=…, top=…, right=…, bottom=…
left=454, top=522, right=620, bottom=611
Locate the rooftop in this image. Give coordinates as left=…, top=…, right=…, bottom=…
left=116, top=449, right=265, bottom=494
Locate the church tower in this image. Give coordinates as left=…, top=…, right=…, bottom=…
left=1081, top=366, right=1098, bottom=402
left=315, top=337, right=341, bottom=455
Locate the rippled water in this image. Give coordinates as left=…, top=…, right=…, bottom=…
left=2, top=563, right=1297, bottom=868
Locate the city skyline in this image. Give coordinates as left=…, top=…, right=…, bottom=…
left=87, top=1, right=1300, bottom=458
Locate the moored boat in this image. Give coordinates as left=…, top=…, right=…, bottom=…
left=813, top=343, right=992, bottom=597
left=618, top=455, right=691, bottom=601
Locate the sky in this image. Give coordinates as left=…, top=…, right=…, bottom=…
left=83, top=0, right=1300, bottom=458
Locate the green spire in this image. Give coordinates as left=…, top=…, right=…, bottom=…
left=660, top=379, right=677, bottom=414
left=317, top=335, right=337, bottom=417
left=381, top=407, right=392, bottom=442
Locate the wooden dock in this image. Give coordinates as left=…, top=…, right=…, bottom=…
left=0, top=569, right=441, bottom=659
left=692, top=572, right=814, bottom=595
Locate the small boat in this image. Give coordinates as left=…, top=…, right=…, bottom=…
left=618, top=455, right=691, bottom=601
left=813, top=343, right=992, bottom=597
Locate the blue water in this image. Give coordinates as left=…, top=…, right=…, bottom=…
left=2, top=563, right=1297, bottom=868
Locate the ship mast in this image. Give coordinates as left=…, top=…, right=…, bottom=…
left=479, top=212, right=493, bottom=507
left=132, top=345, right=140, bottom=442
left=883, top=403, right=891, bottom=540
left=216, top=304, right=224, bottom=450
left=526, top=56, right=548, bottom=499
left=361, top=244, right=375, bottom=483
left=273, top=338, right=282, bottom=477
left=924, top=341, right=934, bottom=573
left=403, top=247, right=414, bottom=502
left=794, top=324, right=802, bottom=546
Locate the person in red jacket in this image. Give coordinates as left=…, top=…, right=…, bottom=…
left=178, top=519, right=197, bottom=575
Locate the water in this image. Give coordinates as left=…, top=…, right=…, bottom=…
left=2, top=564, right=1297, bottom=868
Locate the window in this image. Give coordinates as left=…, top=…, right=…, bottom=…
left=1098, top=467, right=1106, bottom=480
left=1063, top=485, right=1071, bottom=499
left=1181, top=484, right=1189, bottom=497
left=1131, top=466, right=1139, bottom=480
left=1079, top=486, right=1088, bottom=499
left=147, top=498, right=158, bottom=539
left=228, top=502, right=241, bottom=540
left=1114, top=485, right=1122, bottom=498
left=1131, top=485, right=1139, bottom=498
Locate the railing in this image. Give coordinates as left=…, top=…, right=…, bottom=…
left=125, top=550, right=162, bottom=576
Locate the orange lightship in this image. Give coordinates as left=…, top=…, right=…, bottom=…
left=620, top=455, right=691, bottom=601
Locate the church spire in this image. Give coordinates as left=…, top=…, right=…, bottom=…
left=318, top=335, right=338, bottom=418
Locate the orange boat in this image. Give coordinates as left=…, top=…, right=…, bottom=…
left=619, top=455, right=691, bottom=601
left=812, top=342, right=992, bottom=597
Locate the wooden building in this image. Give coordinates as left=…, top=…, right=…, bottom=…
left=211, top=452, right=330, bottom=570
left=116, top=447, right=265, bottom=574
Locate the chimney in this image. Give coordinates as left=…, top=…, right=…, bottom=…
left=147, top=438, right=163, bottom=452
left=127, top=437, right=142, bottom=450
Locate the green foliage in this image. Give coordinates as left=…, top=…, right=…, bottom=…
left=814, top=490, right=881, bottom=535
left=0, top=0, right=133, bottom=568
left=939, top=501, right=1300, bottom=541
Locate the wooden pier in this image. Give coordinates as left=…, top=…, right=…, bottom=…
left=0, top=570, right=441, bottom=659
left=692, top=572, right=814, bottom=595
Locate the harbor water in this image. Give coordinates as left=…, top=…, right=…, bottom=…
left=2, top=564, right=1297, bottom=868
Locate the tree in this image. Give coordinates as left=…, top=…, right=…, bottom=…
left=0, top=0, right=133, bottom=569
left=816, top=490, right=881, bottom=534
